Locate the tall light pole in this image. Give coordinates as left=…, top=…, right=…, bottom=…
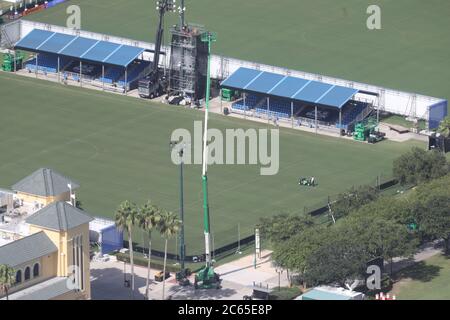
left=178, top=0, right=186, bottom=29
left=170, top=140, right=186, bottom=271
left=275, top=267, right=283, bottom=291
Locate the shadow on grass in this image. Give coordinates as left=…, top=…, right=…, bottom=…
left=394, top=261, right=442, bottom=283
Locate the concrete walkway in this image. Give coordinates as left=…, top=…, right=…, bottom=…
left=90, top=250, right=289, bottom=300
left=378, top=122, right=428, bottom=143
left=385, top=240, right=444, bottom=275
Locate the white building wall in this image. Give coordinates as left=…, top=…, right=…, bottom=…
left=3, top=20, right=446, bottom=121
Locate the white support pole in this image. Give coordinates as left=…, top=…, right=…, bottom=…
left=212, top=233, right=215, bottom=261
left=102, top=65, right=105, bottom=91
left=57, top=56, right=60, bottom=82
left=243, top=92, right=247, bottom=119
left=267, top=96, right=270, bottom=125
left=35, top=53, right=38, bottom=78
left=13, top=50, right=16, bottom=73
left=339, top=110, right=342, bottom=136
left=315, top=105, right=318, bottom=134
left=237, top=223, right=241, bottom=253
left=79, top=60, right=82, bottom=87
left=377, top=106, right=379, bottom=123
left=124, top=67, right=128, bottom=95
left=291, top=101, right=294, bottom=128
left=220, top=89, right=223, bottom=114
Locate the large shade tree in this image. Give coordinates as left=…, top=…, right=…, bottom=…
left=411, top=174, right=450, bottom=253
left=272, top=225, right=326, bottom=288
left=437, top=116, right=450, bottom=137
left=259, top=213, right=314, bottom=244
left=393, top=147, right=448, bottom=185
left=331, top=185, right=380, bottom=220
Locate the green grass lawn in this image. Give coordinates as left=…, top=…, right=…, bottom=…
left=392, top=254, right=450, bottom=300
left=0, top=71, right=424, bottom=254
left=380, top=114, right=427, bottom=130
left=24, top=0, right=450, bottom=104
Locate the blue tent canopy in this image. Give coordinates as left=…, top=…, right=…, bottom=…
left=15, top=29, right=145, bottom=68
left=221, top=67, right=359, bottom=109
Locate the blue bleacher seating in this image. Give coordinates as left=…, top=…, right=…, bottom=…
left=25, top=54, right=70, bottom=73
left=254, top=97, right=290, bottom=119
left=232, top=94, right=292, bottom=119
left=98, top=66, right=122, bottom=84
left=340, top=101, right=367, bottom=126
left=232, top=93, right=264, bottom=111
left=117, top=61, right=150, bottom=87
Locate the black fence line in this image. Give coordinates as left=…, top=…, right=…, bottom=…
left=122, top=178, right=399, bottom=260
left=124, top=234, right=255, bottom=262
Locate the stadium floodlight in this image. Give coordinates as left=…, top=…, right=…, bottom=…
left=156, top=0, right=176, bottom=12
left=169, top=140, right=188, bottom=271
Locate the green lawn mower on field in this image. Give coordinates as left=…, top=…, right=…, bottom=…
left=298, top=176, right=316, bottom=187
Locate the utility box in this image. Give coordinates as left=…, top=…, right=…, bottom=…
left=221, top=88, right=236, bottom=101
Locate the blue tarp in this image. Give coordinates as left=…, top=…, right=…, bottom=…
left=15, top=29, right=145, bottom=67
left=221, top=67, right=359, bottom=109
left=100, top=225, right=124, bottom=255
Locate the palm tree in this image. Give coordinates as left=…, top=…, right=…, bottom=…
left=0, top=264, right=15, bottom=300
left=438, top=116, right=450, bottom=137
left=115, top=200, right=139, bottom=297
left=137, top=200, right=161, bottom=300
left=158, top=210, right=181, bottom=300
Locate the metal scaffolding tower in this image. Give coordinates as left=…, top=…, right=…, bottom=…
left=168, top=23, right=208, bottom=101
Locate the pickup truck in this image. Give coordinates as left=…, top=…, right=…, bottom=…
left=154, top=271, right=171, bottom=282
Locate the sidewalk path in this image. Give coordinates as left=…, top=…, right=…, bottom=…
left=385, top=240, right=444, bottom=275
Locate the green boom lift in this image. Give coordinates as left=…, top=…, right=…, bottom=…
left=1, top=51, right=24, bottom=72
left=353, top=117, right=384, bottom=143
left=194, top=31, right=221, bottom=290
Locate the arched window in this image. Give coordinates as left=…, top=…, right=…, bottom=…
left=24, top=266, right=30, bottom=281
left=33, top=263, right=39, bottom=277
left=16, top=270, right=22, bottom=284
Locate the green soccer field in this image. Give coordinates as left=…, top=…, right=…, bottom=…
left=24, top=0, right=450, bottom=103
left=0, top=72, right=423, bottom=254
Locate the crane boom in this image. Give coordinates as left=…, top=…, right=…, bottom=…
left=194, top=31, right=221, bottom=290
left=138, top=0, right=174, bottom=99
left=152, top=4, right=166, bottom=81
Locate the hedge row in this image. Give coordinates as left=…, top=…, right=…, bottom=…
left=115, top=252, right=182, bottom=273
left=269, top=286, right=302, bottom=300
